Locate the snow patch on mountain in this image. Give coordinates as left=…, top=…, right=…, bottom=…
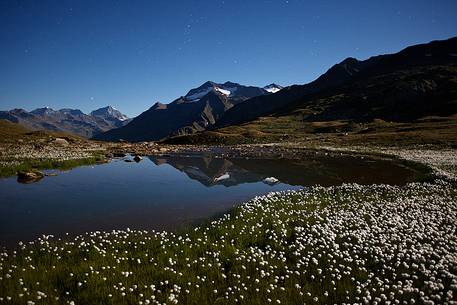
left=215, top=87, right=231, bottom=96
left=263, top=84, right=283, bottom=93
left=265, top=87, right=280, bottom=93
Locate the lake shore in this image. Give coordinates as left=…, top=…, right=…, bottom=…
left=1, top=134, right=456, bottom=182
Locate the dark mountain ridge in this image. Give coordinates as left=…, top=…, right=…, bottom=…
left=213, top=37, right=457, bottom=129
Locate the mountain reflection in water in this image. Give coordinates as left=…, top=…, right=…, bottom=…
left=149, top=153, right=421, bottom=187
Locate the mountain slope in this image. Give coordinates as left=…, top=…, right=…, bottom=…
left=0, top=106, right=129, bottom=138
left=94, top=81, right=273, bottom=142
left=165, top=37, right=457, bottom=145
left=213, top=37, right=457, bottom=129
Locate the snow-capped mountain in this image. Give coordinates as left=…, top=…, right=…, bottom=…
left=90, top=106, right=129, bottom=122
left=184, top=81, right=268, bottom=102
left=263, top=83, right=283, bottom=93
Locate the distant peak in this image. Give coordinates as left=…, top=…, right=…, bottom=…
left=201, top=81, right=217, bottom=87
left=264, top=83, right=282, bottom=88
left=31, top=107, right=56, bottom=115
left=11, top=108, right=29, bottom=114
left=98, top=105, right=115, bottom=110
left=90, top=106, right=128, bottom=121
left=264, top=83, right=283, bottom=93
left=37, top=106, right=53, bottom=110
left=185, top=81, right=219, bottom=101
left=222, top=81, right=240, bottom=87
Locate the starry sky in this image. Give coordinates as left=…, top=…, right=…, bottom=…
left=1, top=0, right=456, bottom=117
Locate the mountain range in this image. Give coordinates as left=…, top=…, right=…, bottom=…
left=97, top=37, right=457, bottom=143
left=2, top=37, right=456, bottom=143
left=0, top=106, right=130, bottom=138
left=93, top=82, right=283, bottom=142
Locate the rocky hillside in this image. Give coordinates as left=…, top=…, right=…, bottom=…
left=94, top=81, right=278, bottom=142
left=0, top=106, right=130, bottom=138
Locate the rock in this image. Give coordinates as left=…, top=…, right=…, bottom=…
left=133, top=155, right=143, bottom=162
left=17, top=170, right=44, bottom=184
left=52, top=138, right=69, bottom=146
left=214, top=172, right=230, bottom=182
left=124, top=159, right=134, bottom=163
left=263, top=177, right=280, bottom=185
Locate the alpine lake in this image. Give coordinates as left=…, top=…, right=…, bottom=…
left=0, top=152, right=427, bottom=247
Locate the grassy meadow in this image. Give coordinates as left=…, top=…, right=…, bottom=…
left=1, top=179, right=456, bottom=304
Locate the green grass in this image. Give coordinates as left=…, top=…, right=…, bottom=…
left=1, top=180, right=455, bottom=304
left=0, top=154, right=106, bottom=178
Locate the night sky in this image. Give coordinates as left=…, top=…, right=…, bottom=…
left=1, top=0, right=456, bottom=117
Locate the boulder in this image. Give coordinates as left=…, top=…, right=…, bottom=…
left=52, top=138, right=69, bottom=146
left=17, top=170, right=44, bottom=184
left=133, top=155, right=143, bottom=162
left=263, top=177, right=280, bottom=185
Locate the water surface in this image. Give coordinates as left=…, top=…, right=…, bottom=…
left=0, top=153, right=423, bottom=246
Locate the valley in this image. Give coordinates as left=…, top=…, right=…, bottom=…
left=1, top=35, right=457, bottom=305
